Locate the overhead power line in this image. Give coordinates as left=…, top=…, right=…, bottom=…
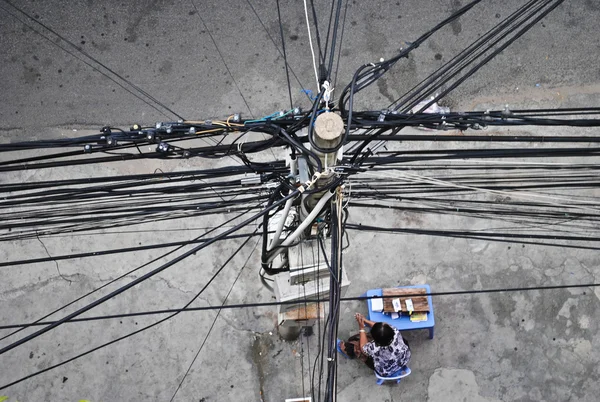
left=0, top=282, right=596, bottom=331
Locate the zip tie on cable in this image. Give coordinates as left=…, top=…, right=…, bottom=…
left=298, top=170, right=325, bottom=193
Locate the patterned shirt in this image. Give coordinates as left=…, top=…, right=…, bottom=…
left=362, top=328, right=411, bottom=376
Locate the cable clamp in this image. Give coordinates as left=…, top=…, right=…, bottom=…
left=378, top=109, right=390, bottom=122
left=241, top=175, right=262, bottom=186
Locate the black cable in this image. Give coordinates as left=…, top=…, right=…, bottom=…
left=168, top=233, right=260, bottom=401
left=189, top=0, right=253, bottom=117
left=308, top=0, right=325, bottom=65
left=354, top=147, right=600, bottom=166
left=0, top=206, right=260, bottom=343
left=338, top=0, right=484, bottom=115
left=332, top=0, right=350, bottom=92
left=0, top=231, right=264, bottom=268
left=321, top=0, right=338, bottom=70
left=0, top=229, right=259, bottom=392
left=0, top=1, right=183, bottom=120
left=0, top=204, right=264, bottom=243
left=390, top=0, right=543, bottom=111
left=346, top=223, right=600, bottom=247
left=311, top=219, right=325, bottom=402
left=0, top=198, right=267, bottom=238
left=243, top=0, right=310, bottom=101
left=324, top=0, right=344, bottom=82
left=0, top=166, right=261, bottom=193
left=3, top=282, right=598, bottom=332
left=0, top=190, right=299, bottom=355
left=346, top=133, right=600, bottom=143
left=324, top=195, right=342, bottom=401
left=276, top=0, right=294, bottom=110
left=411, top=0, right=565, bottom=114
left=275, top=124, right=323, bottom=173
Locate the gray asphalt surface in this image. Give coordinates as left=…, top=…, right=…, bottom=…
left=1, top=1, right=600, bottom=401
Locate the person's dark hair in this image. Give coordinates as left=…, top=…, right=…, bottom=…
left=345, top=343, right=357, bottom=358
left=371, top=322, right=395, bottom=347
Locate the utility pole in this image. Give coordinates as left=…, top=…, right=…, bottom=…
left=270, top=111, right=350, bottom=351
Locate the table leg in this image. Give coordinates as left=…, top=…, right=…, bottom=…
left=429, top=327, right=434, bottom=339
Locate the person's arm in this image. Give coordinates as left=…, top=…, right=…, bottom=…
left=363, top=317, right=376, bottom=328
left=356, top=313, right=375, bottom=328
left=355, top=313, right=369, bottom=349
left=357, top=316, right=368, bottom=350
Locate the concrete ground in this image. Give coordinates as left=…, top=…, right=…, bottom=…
left=1, top=0, right=600, bottom=401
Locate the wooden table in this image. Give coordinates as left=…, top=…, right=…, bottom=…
left=364, top=284, right=435, bottom=339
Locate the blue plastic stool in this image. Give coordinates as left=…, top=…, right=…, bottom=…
left=375, top=366, right=411, bottom=385
left=336, top=339, right=349, bottom=359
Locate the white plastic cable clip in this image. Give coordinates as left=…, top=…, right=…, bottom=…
left=298, top=170, right=324, bottom=193
left=321, top=80, right=334, bottom=110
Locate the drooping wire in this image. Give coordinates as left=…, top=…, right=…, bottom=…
left=2, top=281, right=599, bottom=332
left=243, top=0, right=310, bottom=102
left=189, top=0, right=254, bottom=117
left=168, top=232, right=260, bottom=401
left=405, top=0, right=566, bottom=115
left=0, top=190, right=300, bottom=355
left=0, top=229, right=260, bottom=391
left=276, top=0, right=294, bottom=110
left=303, top=0, right=321, bottom=89
left=0, top=0, right=184, bottom=120
left=0, top=206, right=262, bottom=343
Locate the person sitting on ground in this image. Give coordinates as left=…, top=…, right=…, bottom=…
left=338, top=313, right=411, bottom=377
left=337, top=322, right=375, bottom=370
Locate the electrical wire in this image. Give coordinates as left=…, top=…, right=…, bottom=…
left=1, top=0, right=599, bottom=398
left=1, top=281, right=598, bottom=331
left=303, top=0, right=321, bottom=89
left=276, top=0, right=294, bottom=110
left=0, top=206, right=261, bottom=343
left=0, top=229, right=259, bottom=392
left=0, top=190, right=300, bottom=355
left=168, top=232, right=260, bottom=401
left=0, top=1, right=184, bottom=120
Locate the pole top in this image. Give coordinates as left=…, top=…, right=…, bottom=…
left=314, top=112, right=344, bottom=141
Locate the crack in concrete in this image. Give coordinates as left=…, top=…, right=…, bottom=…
left=149, top=276, right=195, bottom=295
left=464, top=83, right=600, bottom=110
left=577, top=262, right=600, bottom=301
left=36, top=235, right=72, bottom=284
left=0, top=272, right=85, bottom=302
left=425, top=368, right=432, bottom=401
left=218, top=312, right=266, bottom=336
left=0, top=126, right=23, bottom=132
